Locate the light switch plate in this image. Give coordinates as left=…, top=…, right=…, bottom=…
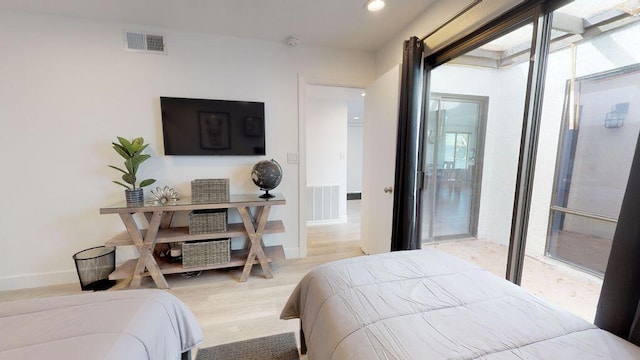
left=287, top=153, right=298, bottom=164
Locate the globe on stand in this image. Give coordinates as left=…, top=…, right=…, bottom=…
left=251, top=159, right=283, bottom=199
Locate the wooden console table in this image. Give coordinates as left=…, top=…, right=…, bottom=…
left=99, top=193, right=286, bottom=289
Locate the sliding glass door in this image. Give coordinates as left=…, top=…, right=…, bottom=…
left=422, top=95, right=487, bottom=240
left=416, top=0, right=640, bottom=324
left=421, top=23, right=534, bottom=277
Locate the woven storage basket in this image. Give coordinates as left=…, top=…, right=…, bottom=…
left=189, top=209, right=227, bottom=234
left=191, top=178, right=230, bottom=203
left=182, top=239, right=230, bottom=268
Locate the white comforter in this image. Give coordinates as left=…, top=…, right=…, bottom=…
left=281, top=249, right=640, bottom=359
left=0, top=289, right=203, bottom=360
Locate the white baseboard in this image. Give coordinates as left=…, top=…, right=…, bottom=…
left=0, top=269, right=78, bottom=291
left=0, top=247, right=303, bottom=291
left=307, top=215, right=348, bottom=226
left=284, top=247, right=301, bottom=259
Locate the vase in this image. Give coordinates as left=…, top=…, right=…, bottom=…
left=125, top=188, right=144, bottom=206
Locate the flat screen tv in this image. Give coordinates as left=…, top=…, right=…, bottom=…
left=160, top=97, right=266, bottom=155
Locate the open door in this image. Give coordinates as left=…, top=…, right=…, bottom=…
left=360, top=65, right=401, bottom=254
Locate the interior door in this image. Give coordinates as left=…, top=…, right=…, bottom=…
left=360, top=65, right=401, bottom=254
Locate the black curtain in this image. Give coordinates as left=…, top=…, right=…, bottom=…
left=391, top=36, right=424, bottom=251
left=594, top=131, right=640, bottom=346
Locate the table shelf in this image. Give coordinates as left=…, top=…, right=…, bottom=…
left=109, top=245, right=285, bottom=280
left=105, top=220, right=285, bottom=246
left=100, top=193, right=286, bottom=288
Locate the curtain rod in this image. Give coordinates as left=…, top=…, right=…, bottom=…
left=420, top=0, right=484, bottom=41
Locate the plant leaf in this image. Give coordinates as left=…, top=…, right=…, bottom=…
left=108, top=165, right=127, bottom=174
left=135, top=144, right=149, bottom=155
left=131, top=154, right=150, bottom=174
left=124, top=158, right=135, bottom=174
left=112, top=180, right=132, bottom=189
left=131, top=137, right=144, bottom=153
left=112, top=143, right=129, bottom=159
left=139, top=179, right=156, bottom=188
left=117, top=137, right=134, bottom=155
left=122, top=173, right=136, bottom=185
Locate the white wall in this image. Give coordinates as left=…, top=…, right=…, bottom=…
left=347, top=124, right=364, bottom=193
left=305, top=99, right=348, bottom=222
left=0, top=9, right=375, bottom=290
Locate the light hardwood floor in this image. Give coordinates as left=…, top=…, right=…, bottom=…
left=0, top=200, right=365, bottom=356
left=0, top=199, right=604, bottom=355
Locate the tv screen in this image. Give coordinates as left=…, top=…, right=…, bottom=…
left=160, top=97, right=266, bottom=155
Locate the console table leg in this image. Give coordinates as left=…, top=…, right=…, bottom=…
left=141, top=249, right=169, bottom=289
left=119, top=211, right=168, bottom=289
left=238, top=206, right=273, bottom=282
left=240, top=247, right=257, bottom=282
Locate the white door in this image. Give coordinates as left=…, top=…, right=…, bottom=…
left=360, top=65, right=401, bottom=254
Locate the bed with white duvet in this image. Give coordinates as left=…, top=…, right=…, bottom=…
left=281, top=249, right=640, bottom=359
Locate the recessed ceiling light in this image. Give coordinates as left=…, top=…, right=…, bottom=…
left=353, top=116, right=360, bottom=120
left=366, top=0, right=385, bottom=12
left=361, top=92, right=366, bottom=97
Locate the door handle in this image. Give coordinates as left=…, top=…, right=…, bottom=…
left=384, top=186, right=393, bottom=194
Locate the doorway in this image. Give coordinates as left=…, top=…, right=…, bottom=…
left=422, top=93, right=488, bottom=241
left=304, top=85, right=364, bottom=223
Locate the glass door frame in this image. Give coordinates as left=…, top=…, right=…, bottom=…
left=546, top=64, right=640, bottom=275
left=424, top=93, right=488, bottom=241
left=419, top=0, right=567, bottom=284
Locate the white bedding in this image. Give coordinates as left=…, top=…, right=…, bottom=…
left=0, top=289, right=203, bottom=360
left=281, top=249, right=640, bottom=359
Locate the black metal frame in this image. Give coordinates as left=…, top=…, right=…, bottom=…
left=391, top=36, right=424, bottom=251
left=417, top=0, right=566, bottom=284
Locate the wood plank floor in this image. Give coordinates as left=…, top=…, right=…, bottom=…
left=0, top=199, right=604, bottom=356
left=0, top=200, right=365, bottom=357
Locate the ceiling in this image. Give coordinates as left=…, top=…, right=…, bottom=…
left=0, top=0, right=439, bottom=52
left=461, top=0, right=640, bottom=68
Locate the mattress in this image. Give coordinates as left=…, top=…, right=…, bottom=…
left=281, top=249, right=640, bottom=359
left=0, top=289, right=203, bottom=360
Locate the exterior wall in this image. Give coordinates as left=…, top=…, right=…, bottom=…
left=430, top=64, right=529, bottom=246
left=526, top=22, right=640, bottom=257
left=429, top=22, right=640, bottom=257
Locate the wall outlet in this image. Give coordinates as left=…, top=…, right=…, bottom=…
left=287, top=153, right=298, bottom=164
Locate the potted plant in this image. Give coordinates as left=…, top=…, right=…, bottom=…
left=109, top=136, right=156, bottom=205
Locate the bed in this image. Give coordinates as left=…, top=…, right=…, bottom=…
left=281, top=249, right=640, bottom=359
left=0, top=289, right=203, bottom=360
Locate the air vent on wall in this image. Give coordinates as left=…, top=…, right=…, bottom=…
left=125, top=31, right=167, bottom=54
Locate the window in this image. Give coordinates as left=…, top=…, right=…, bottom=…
left=444, top=132, right=470, bottom=169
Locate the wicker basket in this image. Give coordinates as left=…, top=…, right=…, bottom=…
left=191, top=178, right=230, bottom=203
left=182, top=239, right=230, bottom=268
left=189, top=209, right=227, bottom=234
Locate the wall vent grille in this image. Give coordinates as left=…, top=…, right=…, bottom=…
left=125, top=32, right=166, bottom=54
left=306, top=185, right=340, bottom=223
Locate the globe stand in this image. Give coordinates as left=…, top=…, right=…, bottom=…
left=259, top=189, right=275, bottom=199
